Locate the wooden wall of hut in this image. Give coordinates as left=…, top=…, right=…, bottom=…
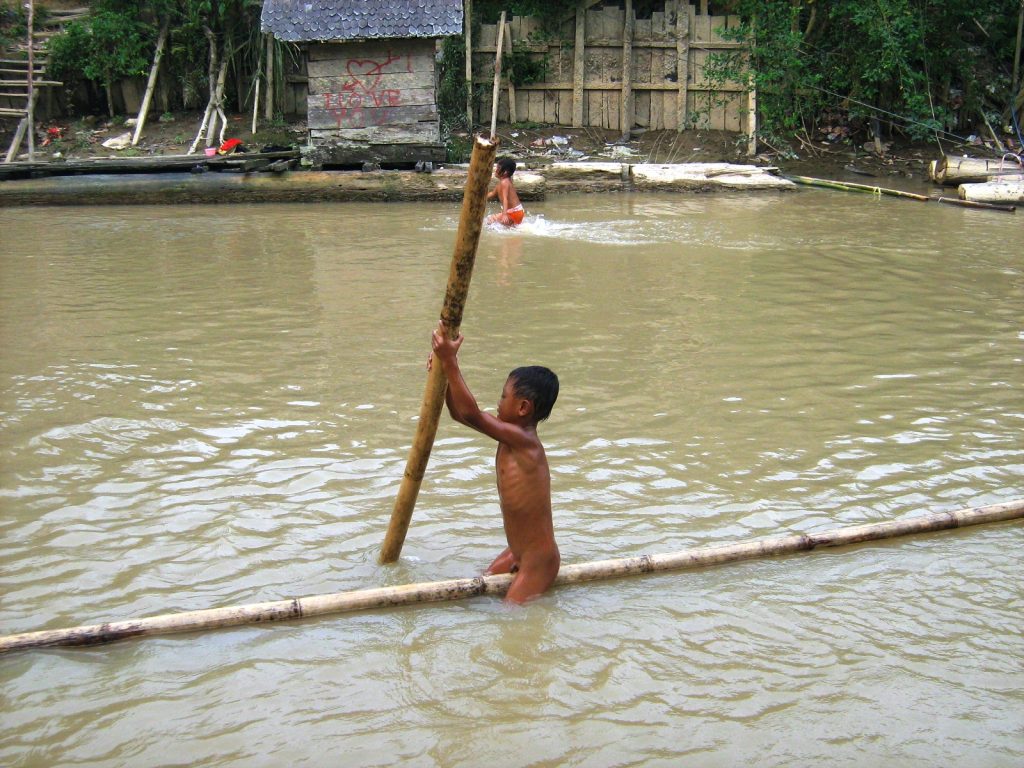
left=305, top=39, right=443, bottom=163
left=472, top=0, right=749, bottom=133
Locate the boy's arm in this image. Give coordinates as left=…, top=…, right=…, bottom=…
left=494, top=179, right=513, bottom=225
left=430, top=323, right=534, bottom=448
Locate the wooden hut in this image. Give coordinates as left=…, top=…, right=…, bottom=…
left=260, top=0, right=463, bottom=166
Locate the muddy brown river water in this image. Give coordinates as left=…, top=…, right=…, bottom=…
left=1, top=191, right=1022, bottom=766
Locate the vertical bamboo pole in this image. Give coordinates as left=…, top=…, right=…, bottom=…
left=379, top=134, right=498, bottom=564
left=264, top=33, right=275, bottom=121
left=572, top=5, right=586, bottom=127
left=465, top=0, right=474, bottom=128
left=620, top=0, right=634, bottom=136
left=26, top=0, right=35, bottom=161
left=504, top=21, right=517, bottom=124
left=676, top=0, right=689, bottom=131
left=490, top=11, right=507, bottom=138
left=252, top=73, right=260, bottom=135
left=132, top=20, right=169, bottom=147
left=746, top=18, right=757, bottom=156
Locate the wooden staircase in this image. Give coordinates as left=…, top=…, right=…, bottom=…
left=2, top=6, right=88, bottom=159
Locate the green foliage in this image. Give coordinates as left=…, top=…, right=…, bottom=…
left=49, top=10, right=152, bottom=88
left=48, top=22, right=96, bottom=86
left=438, top=35, right=470, bottom=133
left=502, top=48, right=549, bottom=87
left=0, top=3, right=27, bottom=50
left=702, top=0, right=1021, bottom=142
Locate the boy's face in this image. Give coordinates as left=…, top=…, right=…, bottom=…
left=497, top=377, right=528, bottom=422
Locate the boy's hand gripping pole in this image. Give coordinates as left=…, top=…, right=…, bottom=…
left=379, top=135, right=498, bottom=564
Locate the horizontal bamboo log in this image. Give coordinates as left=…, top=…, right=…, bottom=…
left=785, top=174, right=930, bottom=201
left=1, top=498, right=1022, bottom=654
left=958, top=182, right=1024, bottom=204
left=937, top=196, right=1016, bottom=213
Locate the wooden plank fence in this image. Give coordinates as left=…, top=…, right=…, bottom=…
left=472, top=0, right=750, bottom=134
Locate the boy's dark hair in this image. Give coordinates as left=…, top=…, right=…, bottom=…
left=509, top=366, right=558, bottom=422
left=496, top=157, right=517, bottom=177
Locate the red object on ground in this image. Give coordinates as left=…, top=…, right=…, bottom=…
left=217, top=138, right=244, bottom=155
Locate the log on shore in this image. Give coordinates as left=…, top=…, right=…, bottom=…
left=930, top=154, right=1024, bottom=185
left=1, top=498, right=1021, bottom=654
left=958, top=181, right=1024, bottom=204
left=0, top=168, right=546, bottom=206
left=0, top=151, right=299, bottom=181
left=937, top=196, right=1016, bottom=213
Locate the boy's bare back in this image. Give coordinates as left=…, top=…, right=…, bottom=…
left=429, top=322, right=559, bottom=604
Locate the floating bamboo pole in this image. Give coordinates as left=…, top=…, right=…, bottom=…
left=786, top=174, right=930, bottom=201
left=937, top=196, right=1016, bottom=213
left=3, top=499, right=1022, bottom=654
left=378, top=134, right=498, bottom=564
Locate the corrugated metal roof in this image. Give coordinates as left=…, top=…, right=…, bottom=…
left=261, top=0, right=464, bottom=42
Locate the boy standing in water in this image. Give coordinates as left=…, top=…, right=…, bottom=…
left=429, top=321, right=560, bottom=604
left=486, top=157, right=525, bottom=227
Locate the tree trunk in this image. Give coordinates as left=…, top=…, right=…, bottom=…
left=930, top=154, right=1023, bottom=185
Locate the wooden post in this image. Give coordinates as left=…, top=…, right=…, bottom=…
left=132, top=20, right=170, bottom=147
left=572, top=5, right=586, bottom=127
left=465, top=0, right=473, bottom=128
left=676, top=1, right=690, bottom=131
left=26, top=0, right=35, bottom=161
left=3, top=499, right=1022, bottom=653
left=378, top=134, right=498, bottom=564
left=489, top=11, right=507, bottom=138
left=504, top=21, right=517, bottom=124
left=620, top=0, right=634, bottom=137
left=264, top=33, right=275, bottom=121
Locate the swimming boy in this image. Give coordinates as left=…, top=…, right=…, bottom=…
left=486, top=157, right=525, bottom=227
left=429, top=321, right=559, bottom=604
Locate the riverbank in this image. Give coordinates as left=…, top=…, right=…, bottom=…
left=0, top=159, right=794, bottom=206
left=1, top=110, right=945, bottom=181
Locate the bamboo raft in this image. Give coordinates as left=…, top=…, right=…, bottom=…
left=1, top=498, right=1021, bottom=654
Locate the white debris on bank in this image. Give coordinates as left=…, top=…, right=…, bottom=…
left=632, top=162, right=794, bottom=190
left=533, top=161, right=793, bottom=192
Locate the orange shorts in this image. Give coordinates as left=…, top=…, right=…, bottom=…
left=506, top=205, right=525, bottom=226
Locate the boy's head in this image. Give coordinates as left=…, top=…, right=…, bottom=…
left=506, top=366, right=559, bottom=423
left=495, top=157, right=517, bottom=178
